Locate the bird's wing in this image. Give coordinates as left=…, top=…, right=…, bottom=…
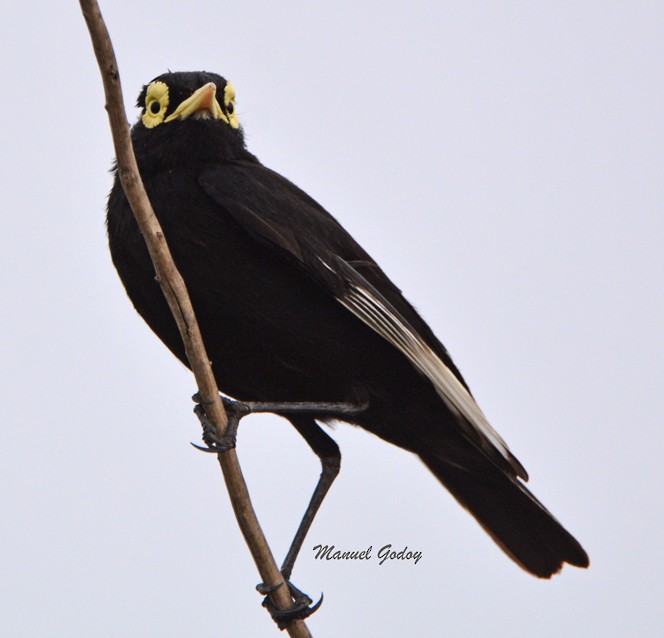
left=199, top=162, right=526, bottom=479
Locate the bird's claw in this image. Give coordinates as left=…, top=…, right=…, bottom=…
left=191, top=398, right=248, bottom=453
left=189, top=441, right=234, bottom=453
left=256, top=581, right=283, bottom=595
left=257, top=580, right=323, bottom=630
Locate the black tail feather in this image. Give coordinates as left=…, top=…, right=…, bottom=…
left=421, top=454, right=589, bottom=578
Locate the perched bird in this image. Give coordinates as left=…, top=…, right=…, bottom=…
left=107, top=71, right=588, bottom=592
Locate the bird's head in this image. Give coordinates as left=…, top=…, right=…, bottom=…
left=131, top=71, right=256, bottom=174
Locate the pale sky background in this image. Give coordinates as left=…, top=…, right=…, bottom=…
left=1, top=2, right=663, bottom=636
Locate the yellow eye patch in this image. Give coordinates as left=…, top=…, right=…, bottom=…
left=224, top=82, right=239, bottom=129
left=142, top=81, right=170, bottom=128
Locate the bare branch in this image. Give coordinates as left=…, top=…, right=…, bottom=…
left=79, top=1, right=313, bottom=635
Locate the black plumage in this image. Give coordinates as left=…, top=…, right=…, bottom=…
left=107, top=71, right=588, bottom=579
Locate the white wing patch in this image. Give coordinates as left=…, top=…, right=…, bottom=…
left=339, top=281, right=517, bottom=471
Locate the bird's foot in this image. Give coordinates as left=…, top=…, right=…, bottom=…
left=191, top=392, right=368, bottom=453
left=256, top=580, right=323, bottom=630
left=190, top=393, right=250, bottom=453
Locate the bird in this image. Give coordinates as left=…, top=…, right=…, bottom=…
left=106, top=71, right=589, bottom=596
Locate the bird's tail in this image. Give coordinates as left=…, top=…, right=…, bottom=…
left=420, top=453, right=589, bottom=577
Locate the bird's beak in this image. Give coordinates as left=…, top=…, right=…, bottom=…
left=164, top=82, right=227, bottom=124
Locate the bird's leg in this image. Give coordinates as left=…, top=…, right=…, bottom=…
left=238, top=399, right=365, bottom=417
left=279, top=416, right=341, bottom=581
left=256, top=417, right=343, bottom=628
left=191, top=393, right=365, bottom=454
left=192, top=394, right=364, bottom=628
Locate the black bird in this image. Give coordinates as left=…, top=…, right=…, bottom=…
left=107, top=71, right=588, bottom=592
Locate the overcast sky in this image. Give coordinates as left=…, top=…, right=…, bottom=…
left=1, top=2, right=663, bottom=636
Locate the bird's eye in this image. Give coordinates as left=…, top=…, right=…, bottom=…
left=141, top=81, right=170, bottom=129
left=223, top=82, right=240, bottom=129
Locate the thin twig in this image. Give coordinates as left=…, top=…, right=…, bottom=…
left=79, top=2, right=313, bottom=636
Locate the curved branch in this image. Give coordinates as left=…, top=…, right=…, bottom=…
left=79, top=2, right=313, bottom=636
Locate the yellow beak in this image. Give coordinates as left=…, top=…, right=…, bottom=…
left=164, top=82, right=227, bottom=124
